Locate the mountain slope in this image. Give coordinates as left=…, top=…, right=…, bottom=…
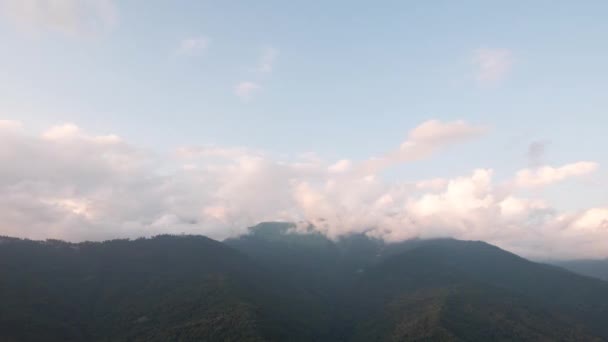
left=350, top=241, right=606, bottom=341
left=375, top=240, right=608, bottom=338
left=0, top=235, right=321, bottom=341
left=2, top=225, right=608, bottom=341
left=227, top=224, right=608, bottom=341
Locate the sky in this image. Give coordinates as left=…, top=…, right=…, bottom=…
left=0, top=0, right=607, bottom=259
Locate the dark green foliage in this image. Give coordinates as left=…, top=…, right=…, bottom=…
left=350, top=241, right=606, bottom=341
left=1, top=224, right=608, bottom=341
left=0, top=234, right=319, bottom=341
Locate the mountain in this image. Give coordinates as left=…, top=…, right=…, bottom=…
left=228, top=224, right=608, bottom=341
left=349, top=240, right=608, bottom=341
left=551, top=259, right=608, bottom=281
left=0, top=234, right=323, bottom=341
left=2, top=223, right=608, bottom=341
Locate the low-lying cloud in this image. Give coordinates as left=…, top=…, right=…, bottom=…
left=0, top=119, right=605, bottom=259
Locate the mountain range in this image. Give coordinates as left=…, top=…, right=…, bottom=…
left=1, top=222, right=607, bottom=341
left=551, top=259, right=608, bottom=282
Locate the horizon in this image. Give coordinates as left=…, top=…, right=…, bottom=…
left=1, top=1, right=607, bottom=260
left=0, top=220, right=605, bottom=263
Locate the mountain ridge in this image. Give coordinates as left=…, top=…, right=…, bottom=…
left=1, top=223, right=608, bottom=341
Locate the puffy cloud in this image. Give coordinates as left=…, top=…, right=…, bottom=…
left=498, top=196, right=547, bottom=220
left=360, top=120, right=486, bottom=174
left=328, top=159, right=352, bottom=173
left=234, top=81, right=261, bottom=101
left=0, top=120, right=23, bottom=131
left=1, top=0, right=118, bottom=35
left=0, top=123, right=151, bottom=240
left=0, top=120, right=606, bottom=259
left=514, top=162, right=598, bottom=188
left=176, top=36, right=209, bottom=56
left=473, top=48, right=513, bottom=85
left=415, top=178, right=448, bottom=191
left=405, top=119, right=487, bottom=146
left=295, top=167, right=607, bottom=259
left=570, top=208, right=608, bottom=232
left=175, top=145, right=263, bottom=161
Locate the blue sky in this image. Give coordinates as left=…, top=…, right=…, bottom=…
left=0, top=1, right=607, bottom=258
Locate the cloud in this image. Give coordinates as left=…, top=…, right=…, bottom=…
left=236, top=47, right=278, bottom=98
left=514, top=162, right=599, bottom=188
left=0, top=120, right=23, bottom=131
left=405, top=119, right=487, bottom=146
left=415, top=178, right=448, bottom=191
left=0, top=0, right=118, bottom=35
left=234, top=81, right=261, bottom=101
left=294, top=167, right=607, bottom=259
left=256, top=47, right=279, bottom=73
left=328, top=159, right=352, bottom=174
left=360, top=119, right=487, bottom=175
left=0, top=120, right=606, bottom=259
left=176, top=36, right=209, bottom=56
left=473, top=48, right=513, bottom=85
left=527, top=140, right=547, bottom=168
left=175, top=145, right=263, bottom=161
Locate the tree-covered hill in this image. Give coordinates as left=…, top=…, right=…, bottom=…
left=1, top=223, right=608, bottom=341
left=0, top=234, right=323, bottom=341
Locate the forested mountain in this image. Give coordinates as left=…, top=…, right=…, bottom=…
left=1, top=223, right=608, bottom=341
left=0, top=234, right=324, bottom=341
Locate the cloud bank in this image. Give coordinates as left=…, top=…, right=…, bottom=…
left=0, top=119, right=605, bottom=259
left=1, top=0, right=118, bottom=35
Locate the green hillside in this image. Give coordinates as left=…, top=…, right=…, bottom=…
left=1, top=223, right=607, bottom=341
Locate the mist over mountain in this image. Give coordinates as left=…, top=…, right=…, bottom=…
left=1, top=120, right=606, bottom=260
left=551, top=259, right=608, bottom=281
left=2, top=222, right=608, bottom=341
left=3, top=1, right=608, bottom=341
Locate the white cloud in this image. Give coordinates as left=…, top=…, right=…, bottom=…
left=0, top=0, right=118, bottom=35
left=0, top=120, right=23, bottom=131
left=415, top=178, right=448, bottom=191
left=176, top=145, right=263, bottom=161
left=405, top=119, right=487, bottom=147
left=571, top=208, right=608, bottom=232
left=42, top=123, right=81, bottom=139
left=514, top=162, right=599, bottom=188
left=256, top=47, right=279, bottom=73
left=473, top=48, right=513, bottom=85
left=360, top=119, right=486, bottom=175
left=0, top=120, right=606, bottom=259
left=328, top=159, right=352, bottom=173
left=499, top=196, right=548, bottom=221
left=176, top=36, right=209, bottom=56
left=234, top=81, right=261, bottom=101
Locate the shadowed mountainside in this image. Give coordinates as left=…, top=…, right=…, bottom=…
left=1, top=222, right=608, bottom=341
left=551, top=259, right=608, bottom=281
